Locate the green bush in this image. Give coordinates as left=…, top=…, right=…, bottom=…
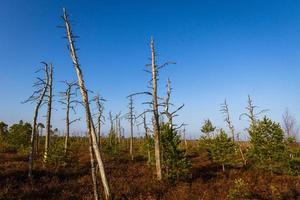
left=198, top=135, right=213, bottom=156
left=210, top=129, right=237, bottom=172
left=46, top=137, right=79, bottom=169
left=137, top=135, right=154, bottom=165
left=227, top=178, right=251, bottom=200
left=160, top=124, right=191, bottom=182
left=288, top=157, right=300, bottom=175
left=247, top=117, right=288, bottom=173
left=6, top=121, right=31, bottom=152
left=201, top=119, right=216, bottom=138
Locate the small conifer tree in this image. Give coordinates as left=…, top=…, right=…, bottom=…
left=248, top=117, right=288, bottom=172
left=201, top=119, right=216, bottom=138
left=210, top=129, right=237, bottom=172
left=160, top=123, right=191, bottom=182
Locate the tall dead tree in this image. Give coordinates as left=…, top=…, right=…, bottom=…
left=43, top=63, right=53, bottom=164
left=126, top=96, right=135, bottom=160
left=59, top=81, right=79, bottom=154
left=62, top=8, right=110, bottom=200
left=24, top=62, right=49, bottom=178
left=129, top=37, right=175, bottom=180
left=150, top=37, right=163, bottom=180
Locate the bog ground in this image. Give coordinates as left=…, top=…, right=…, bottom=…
left=1, top=140, right=300, bottom=200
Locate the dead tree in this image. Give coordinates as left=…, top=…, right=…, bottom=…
left=117, top=116, right=121, bottom=144
left=43, top=63, right=53, bottom=164
left=92, top=94, right=105, bottom=146
left=59, top=81, right=80, bottom=154
left=62, top=8, right=110, bottom=199
left=239, top=95, right=268, bottom=126
left=182, top=124, right=188, bottom=149
left=141, top=113, right=151, bottom=164
left=221, top=99, right=246, bottom=166
left=220, top=100, right=235, bottom=141
left=24, top=62, right=49, bottom=178
left=115, top=112, right=122, bottom=144
left=161, top=78, right=184, bottom=129
left=108, top=111, right=114, bottom=147
left=36, top=123, right=45, bottom=154
left=128, top=37, right=175, bottom=180
left=127, top=96, right=135, bottom=160
left=282, top=108, right=298, bottom=138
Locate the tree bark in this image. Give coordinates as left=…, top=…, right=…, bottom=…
left=28, top=64, right=49, bottom=178
left=128, top=96, right=134, bottom=160
left=88, top=124, right=99, bottom=200
left=150, top=37, right=162, bottom=180
left=63, top=8, right=111, bottom=199
left=44, top=64, right=53, bottom=164
left=64, top=86, right=71, bottom=154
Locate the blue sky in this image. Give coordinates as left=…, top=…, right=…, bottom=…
left=0, top=0, right=299, bottom=138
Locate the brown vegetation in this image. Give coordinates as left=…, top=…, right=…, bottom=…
left=1, top=140, right=300, bottom=200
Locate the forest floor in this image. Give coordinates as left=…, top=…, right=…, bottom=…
left=1, top=142, right=300, bottom=200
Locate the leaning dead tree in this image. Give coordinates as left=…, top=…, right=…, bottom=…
left=24, top=62, right=49, bottom=178
left=59, top=81, right=80, bottom=154
left=62, top=8, right=110, bottom=200
left=43, top=63, right=53, bottom=164
left=239, top=95, right=268, bottom=126
left=161, top=78, right=184, bottom=129
left=126, top=96, right=135, bottom=160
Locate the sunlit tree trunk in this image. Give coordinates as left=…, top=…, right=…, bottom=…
left=28, top=63, right=49, bottom=178
left=150, top=37, right=162, bottom=180
left=62, top=8, right=111, bottom=199
left=43, top=64, right=53, bottom=164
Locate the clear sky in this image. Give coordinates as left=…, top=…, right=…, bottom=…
left=0, top=0, right=299, bottom=139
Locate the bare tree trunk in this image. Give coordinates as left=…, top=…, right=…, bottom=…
left=44, top=64, right=53, bottom=164
left=28, top=64, right=49, bottom=178
left=88, top=124, right=99, bottom=200
left=29, top=107, right=41, bottom=177
left=128, top=96, right=134, bottom=160
left=117, top=118, right=121, bottom=144
left=64, top=87, right=71, bottom=154
left=35, top=125, right=39, bottom=155
left=150, top=37, right=162, bottom=180
left=142, top=113, right=151, bottom=165
left=62, top=8, right=111, bottom=199
left=183, top=127, right=187, bottom=150
left=94, top=94, right=105, bottom=146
